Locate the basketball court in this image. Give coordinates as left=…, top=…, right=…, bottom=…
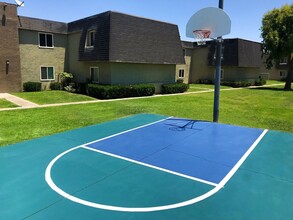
left=1, top=114, right=293, bottom=219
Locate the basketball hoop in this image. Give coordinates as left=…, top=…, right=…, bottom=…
left=193, top=29, right=211, bottom=45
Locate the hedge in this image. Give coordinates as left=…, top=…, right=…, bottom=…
left=88, top=84, right=155, bottom=99
left=221, top=79, right=266, bottom=88
left=161, top=83, right=189, bottom=94
left=23, top=82, right=42, bottom=92
left=50, top=82, right=61, bottom=90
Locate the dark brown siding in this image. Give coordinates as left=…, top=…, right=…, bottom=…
left=207, top=39, right=262, bottom=67
left=238, top=39, right=262, bottom=67
left=67, top=11, right=184, bottom=64
left=222, top=39, right=239, bottom=66
left=0, top=3, right=21, bottom=92
left=68, top=12, right=110, bottom=61
left=109, top=12, right=184, bottom=64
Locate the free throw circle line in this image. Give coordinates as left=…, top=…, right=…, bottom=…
left=45, top=145, right=221, bottom=212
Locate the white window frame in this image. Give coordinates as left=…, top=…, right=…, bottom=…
left=39, top=32, right=54, bottom=48
left=178, top=69, right=185, bottom=78
left=40, top=66, right=55, bottom=81
left=214, top=69, right=224, bottom=80
left=280, top=57, right=288, bottom=65
left=86, top=30, right=96, bottom=48
left=90, top=67, right=99, bottom=83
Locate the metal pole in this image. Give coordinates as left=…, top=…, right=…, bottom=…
left=213, top=0, right=224, bottom=122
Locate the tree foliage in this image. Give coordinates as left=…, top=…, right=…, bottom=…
left=261, top=4, right=293, bottom=90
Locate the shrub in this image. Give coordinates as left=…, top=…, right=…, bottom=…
left=76, top=83, right=88, bottom=95
left=254, top=78, right=266, bottom=86
left=58, top=72, right=74, bottom=89
left=161, top=83, right=189, bottom=94
left=64, top=85, right=76, bottom=93
left=221, top=81, right=252, bottom=88
left=88, top=84, right=155, bottom=99
left=50, top=82, right=61, bottom=90
left=23, top=82, right=42, bottom=92
left=196, top=79, right=213, bottom=84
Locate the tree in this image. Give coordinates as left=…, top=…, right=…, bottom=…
left=261, top=4, right=293, bottom=91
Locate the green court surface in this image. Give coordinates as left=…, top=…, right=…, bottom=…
left=1, top=114, right=293, bottom=220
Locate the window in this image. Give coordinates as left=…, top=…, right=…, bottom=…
left=214, top=69, right=224, bottom=80
left=280, top=70, right=288, bottom=79
left=86, top=30, right=96, bottom=48
left=90, top=67, right=99, bottom=83
left=40, top=67, right=55, bottom=80
left=39, top=33, right=54, bottom=48
left=280, top=57, right=288, bottom=65
left=178, top=69, right=185, bottom=78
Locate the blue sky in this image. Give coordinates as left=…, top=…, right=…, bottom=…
left=13, top=0, right=293, bottom=42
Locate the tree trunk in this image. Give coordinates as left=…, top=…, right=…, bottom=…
left=284, top=56, right=293, bottom=91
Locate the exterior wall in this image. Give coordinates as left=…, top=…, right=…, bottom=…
left=176, top=48, right=191, bottom=83
left=222, top=67, right=262, bottom=81
left=67, top=31, right=176, bottom=92
left=185, top=40, right=278, bottom=83
left=19, top=29, right=67, bottom=90
left=189, top=47, right=214, bottom=83
left=66, top=31, right=112, bottom=84
left=0, top=3, right=21, bottom=92
left=110, top=62, right=176, bottom=93
left=260, top=61, right=291, bottom=81
left=66, top=32, right=88, bottom=82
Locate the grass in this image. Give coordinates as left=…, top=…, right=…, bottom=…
left=265, top=80, right=284, bottom=85
left=187, top=84, right=231, bottom=92
left=0, top=99, right=18, bottom=108
left=187, top=80, right=284, bottom=92
left=0, top=83, right=292, bottom=147
left=12, top=90, right=96, bottom=104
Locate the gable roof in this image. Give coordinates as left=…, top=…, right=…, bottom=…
left=68, top=11, right=185, bottom=64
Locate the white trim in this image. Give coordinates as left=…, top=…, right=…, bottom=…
left=85, top=30, right=96, bottom=48
left=38, top=32, right=54, bottom=48
left=178, top=69, right=185, bottom=78
left=40, top=66, right=55, bottom=81
left=214, top=68, right=224, bottom=80
left=81, top=145, right=218, bottom=187
left=279, top=57, right=288, bottom=65
left=90, top=66, right=99, bottom=83
left=217, top=129, right=268, bottom=188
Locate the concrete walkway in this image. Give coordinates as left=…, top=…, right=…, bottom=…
left=0, top=93, right=39, bottom=108
left=0, top=83, right=285, bottom=112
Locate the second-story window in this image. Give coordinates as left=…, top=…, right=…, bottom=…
left=39, top=33, right=54, bottom=48
left=86, top=30, right=96, bottom=48
left=280, top=57, right=288, bottom=65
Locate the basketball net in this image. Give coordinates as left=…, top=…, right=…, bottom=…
left=193, top=29, right=211, bottom=46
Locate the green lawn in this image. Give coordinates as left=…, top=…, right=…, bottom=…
left=187, top=81, right=284, bottom=92
left=265, top=80, right=284, bottom=85
left=0, top=99, right=18, bottom=108
left=0, top=84, right=292, bottom=147
left=12, top=90, right=96, bottom=104
left=187, top=84, right=231, bottom=92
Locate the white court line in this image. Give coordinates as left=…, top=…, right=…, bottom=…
left=218, top=129, right=268, bottom=188
left=45, top=117, right=268, bottom=212
left=83, top=116, right=173, bottom=146
left=81, top=145, right=218, bottom=187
